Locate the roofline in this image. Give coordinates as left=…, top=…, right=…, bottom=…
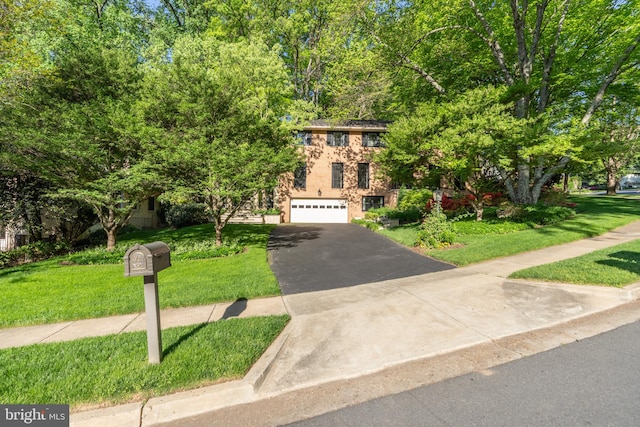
left=304, top=119, right=390, bottom=132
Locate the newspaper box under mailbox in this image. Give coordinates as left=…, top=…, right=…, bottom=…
left=124, top=242, right=171, bottom=277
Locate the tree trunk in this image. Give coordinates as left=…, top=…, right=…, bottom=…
left=606, top=157, right=618, bottom=195
left=102, top=207, right=118, bottom=251
left=106, top=228, right=117, bottom=251
left=215, top=224, right=223, bottom=247
left=514, top=161, right=532, bottom=204
left=211, top=211, right=224, bottom=247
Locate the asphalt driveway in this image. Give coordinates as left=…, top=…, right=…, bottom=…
left=268, top=224, right=455, bottom=295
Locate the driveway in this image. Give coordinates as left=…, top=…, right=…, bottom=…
left=267, top=224, right=455, bottom=295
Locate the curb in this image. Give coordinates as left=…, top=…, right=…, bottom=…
left=70, top=319, right=295, bottom=427
left=244, top=321, right=294, bottom=391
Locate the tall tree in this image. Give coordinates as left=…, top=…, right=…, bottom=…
left=372, top=0, right=640, bottom=203
left=138, top=35, right=301, bottom=245
left=1, top=0, right=160, bottom=251
left=377, top=86, right=529, bottom=220
left=584, top=86, right=640, bottom=194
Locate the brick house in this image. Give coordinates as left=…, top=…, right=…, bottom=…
left=277, top=120, right=397, bottom=223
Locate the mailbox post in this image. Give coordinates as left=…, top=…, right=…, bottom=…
left=124, top=242, right=171, bottom=364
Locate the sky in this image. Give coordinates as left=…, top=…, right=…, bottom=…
left=144, top=0, right=161, bottom=9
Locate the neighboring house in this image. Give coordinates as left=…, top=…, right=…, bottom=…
left=278, top=119, right=397, bottom=223
left=0, top=223, right=29, bottom=252
left=129, top=197, right=163, bottom=229
left=0, top=198, right=161, bottom=252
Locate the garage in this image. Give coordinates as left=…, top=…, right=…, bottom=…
left=290, top=199, right=348, bottom=223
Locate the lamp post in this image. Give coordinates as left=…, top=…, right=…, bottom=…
left=433, top=189, right=444, bottom=215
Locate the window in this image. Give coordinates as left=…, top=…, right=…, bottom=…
left=327, top=131, right=349, bottom=147
left=358, top=163, right=370, bottom=189
left=295, top=131, right=312, bottom=146
left=294, top=164, right=307, bottom=189
left=332, top=163, right=344, bottom=188
left=362, top=196, right=384, bottom=211
left=147, top=197, right=155, bottom=211
left=362, top=132, right=384, bottom=148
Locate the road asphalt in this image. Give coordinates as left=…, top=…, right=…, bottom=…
left=4, top=222, right=640, bottom=426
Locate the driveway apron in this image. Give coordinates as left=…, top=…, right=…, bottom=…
left=267, top=224, right=455, bottom=295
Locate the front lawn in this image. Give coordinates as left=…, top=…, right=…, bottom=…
left=0, top=224, right=280, bottom=328
left=378, top=195, right=640, bottom=266
left=0, top=315, right=289, bottom=409
left=509, top=239, right=640, bottom=287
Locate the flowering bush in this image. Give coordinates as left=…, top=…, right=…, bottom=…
left=425, top=192, right=504, bottom=216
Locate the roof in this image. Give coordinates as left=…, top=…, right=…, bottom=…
left=306, top=119, right=390, bottom=132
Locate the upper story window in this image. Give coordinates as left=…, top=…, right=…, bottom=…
left=332, top=162, right=344, bottom=188
left=294, top=164, right=307, bottom=189
left=358, top=163, right=370, bottom=189
left=295, top=131, right=312, bottom=146
left=362, top=132, right=384, bottom=148
left=327, top=131, right=349, bottom=147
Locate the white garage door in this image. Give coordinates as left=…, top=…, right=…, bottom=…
left=290, top=199, right=348, bottom=223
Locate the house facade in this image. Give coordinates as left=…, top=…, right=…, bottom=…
left=278, top=120, right=397, bottom=223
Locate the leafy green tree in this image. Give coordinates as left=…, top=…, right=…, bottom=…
left=377, top=86, right=528, bottom=220
left=371, top=0, right=640, bottom=204
left=163, top=0, right=393, bottom=118
left=138, top=35, right=301, bottom=245
left=1, top=0, right=160, bottom=251
left=0, top=0, right=56, bottom=99
left=584, top=87, right=640, bottom=194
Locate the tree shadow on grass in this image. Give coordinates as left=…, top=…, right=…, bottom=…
left=596, top=251, right=640, bottom=276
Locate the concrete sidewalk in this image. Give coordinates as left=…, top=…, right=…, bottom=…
left=8, top=222, right=640, bottom=426
left=0, top=297, right=287, bottom=349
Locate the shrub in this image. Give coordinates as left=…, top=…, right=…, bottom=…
left=398, top=189, right=433, bottom=211
left=63, top=239, right=244, bottom=265
left=64, top=245, right=127, bottom=265
left=252, top=208, right=281, bottom=215
left=540, top=187, right=569, bottom=206
left=427, top=192, right=505, bottom=217
left=452, top=219, right=530, bottom=235
left=0, top=241, right=71, bottom=269
left=366, top=206, right=423, bottom=224
left=512, top=204, right=575, bottom=225
left=170, top=239, right=244, bottom=260
left=351, top=218, right=380, bottom=231
left=416, top=211, right=456, bottom=249
left=164, top=203, right=208, bottom=228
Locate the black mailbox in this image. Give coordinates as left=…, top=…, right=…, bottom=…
left=124, top=242, right=171, bottom=277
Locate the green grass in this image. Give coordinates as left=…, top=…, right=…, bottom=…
left=0, top=224, right=280, bottom=327
left=378, top=195, right=640, bottom=266
left=0, top=315, right=289, bottom=409
left=509, top=239, right=640, bottom=287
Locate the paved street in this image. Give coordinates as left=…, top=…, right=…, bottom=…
left=268, top=224, right=455, bottom=294
left=286, top=318, right=640, bottom=427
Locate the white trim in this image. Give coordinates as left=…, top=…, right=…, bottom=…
left=290, top=199, right=348, bottom=223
